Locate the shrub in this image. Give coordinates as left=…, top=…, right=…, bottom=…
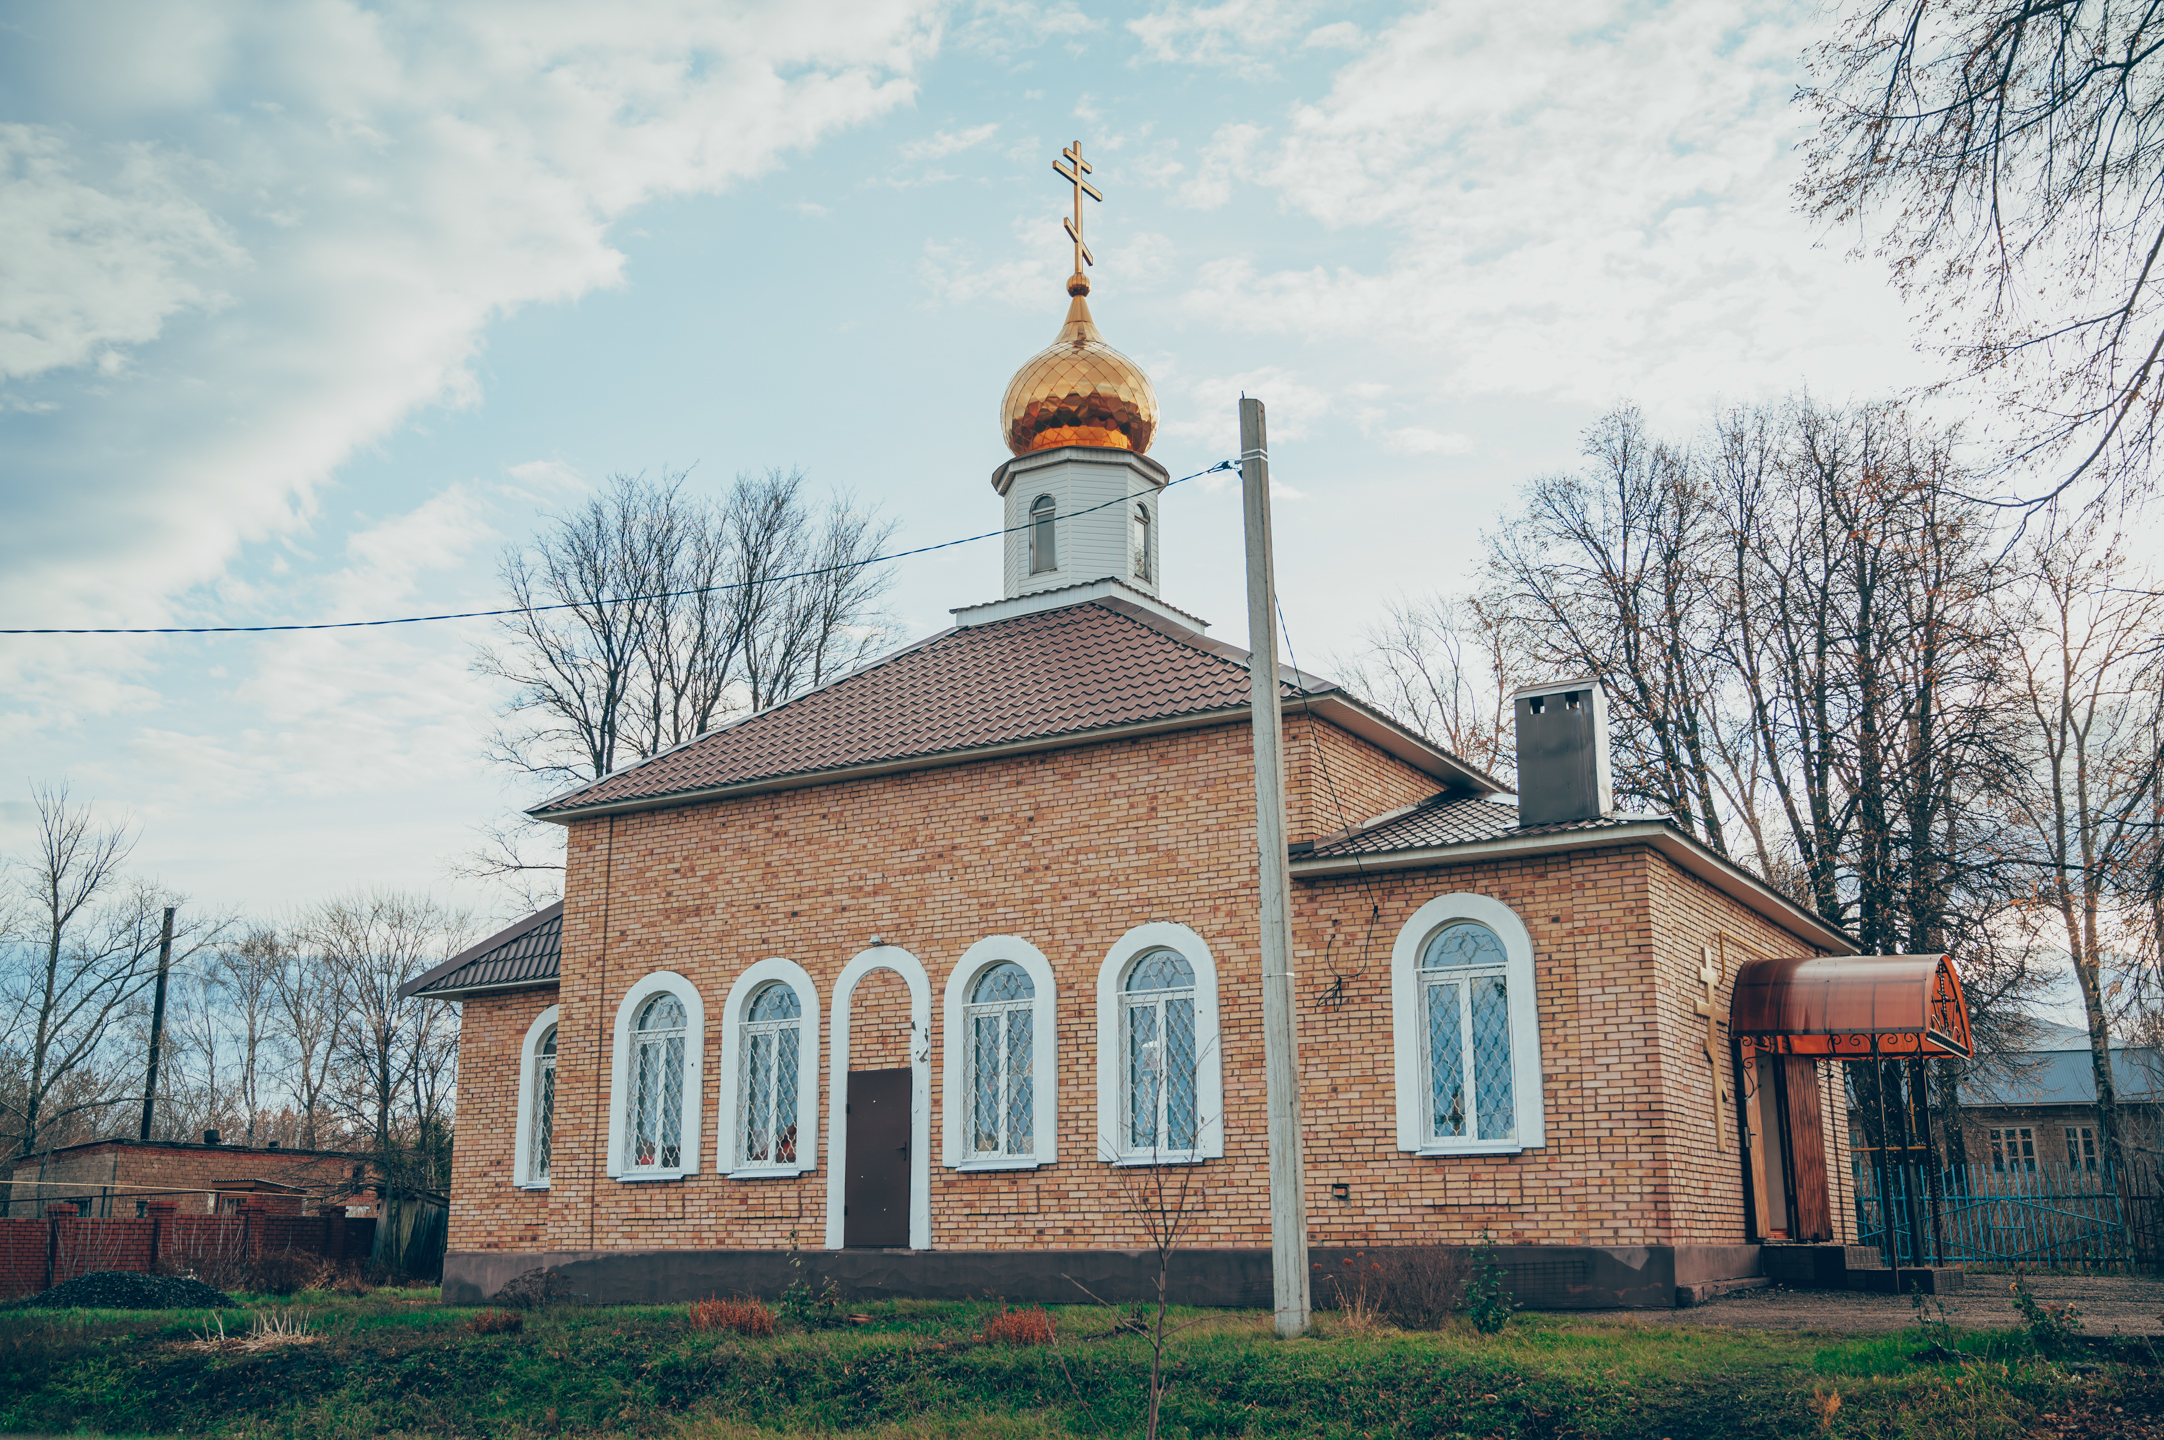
left=690, top=1296, right=775, bottom=1336
left=467, top=1310, right=524, bottom=1335
left=981, top=1306, right=1056, bottom=1346
left=248, top=1251, right=323, bottom=1296
left=1316, top=1248, right=1467, bottom=1331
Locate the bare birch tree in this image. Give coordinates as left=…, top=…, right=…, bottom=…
left=2000, top=518, right=2164, bottom=1182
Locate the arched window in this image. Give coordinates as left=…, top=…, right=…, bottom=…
left=531, top=1026, right=558, bottom=1183
left=967, top=963, right=1035, bottom=1158
left=631, top=994, right=687, bottom=1169
left=1131, top=502, right=1152, bottom=582
left=941, top=937, right=1059, bottom=1171
left=1095, top=924, right=1223, bottom=1164
left=513, top=1005, right=562, bottom=1190
left=1029, top=495, right=1058, bottom=574
left=1390, top=895, right=1545, bottom=1155
left=715, top=958, right=820, bottom=1176
left=1123, top=949, right=1196, bottom=1153
left=605, top=973, right=705, bottom=1180
left=740, top=982, right=803, bottom=1165
left=1420, top=923, right=1513, bottom=1143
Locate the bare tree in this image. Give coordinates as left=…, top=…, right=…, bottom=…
left=1334, top=593, right=1521, bottom=778
left=1802, top=1, right=2164, bottom=506
left=271, top=928, right=343, bottom=1150
left=1999, top=517, right=2164, bottom=1182
left=1485, top=406, right=1733, bottom=848
left=0, top=787, right=215, bottom=1177
left=307, top=892, right=472, bottom=1198
left=465, top=468, right=894, bottom=903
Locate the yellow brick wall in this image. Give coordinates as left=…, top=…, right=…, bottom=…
left=447, top=716, right=1848, bottom=1257
left=444, top=991, right=554, bottom=1251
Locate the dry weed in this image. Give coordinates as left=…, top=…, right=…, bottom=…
left=690, top=1295, right=776, bottom=1336
left=466, top=1309, right=524, bottom=1334
left=981, top=1307, right=1056, bottom=1346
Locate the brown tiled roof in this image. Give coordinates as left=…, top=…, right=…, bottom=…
left=530, top=599, right=1320, bottom=818
left=1300, top=793, right=1660, bottom=858
left=399, top=902, right=562, bottom=999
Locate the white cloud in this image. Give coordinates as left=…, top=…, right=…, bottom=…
left=900, top=123, right=1001, bottom=162
left=0, top=124, right=246, bottom=380
left=1385, top=426, right=1472, bottom=455
left=1176, top=122, right=1263, bottom=210
left=0, top=0, right=936, bottom=650
left=1129, top=0, right=1320, bottom=76
left=1303, top=21, right=1364, bottom=49
left=920, top=238, right=1054, bottom=307
left=1176, top=2, right=1928, bottom=415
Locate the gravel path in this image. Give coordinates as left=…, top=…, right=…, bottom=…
left=1600, top=1274, right=2164, bottom=1335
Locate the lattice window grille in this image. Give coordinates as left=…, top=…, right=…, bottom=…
left=966, top=962, right=1036, bottom=1158
left=530, top=1026, right=557, bottom=1184
left=630, top=996, right=686, bottom=1170
left=740, top=983, right=803, bottom=1167
left=1421, top=922, right=1516, bottom=1144
left=1122, top=948, right=1199, bottom=1157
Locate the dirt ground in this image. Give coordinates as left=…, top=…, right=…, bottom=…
left=1609, top=1274, right=2164, bottom=1335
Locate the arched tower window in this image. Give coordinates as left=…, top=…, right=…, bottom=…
left=1131, top=502, right=1152, bottom=583
left=1123, top=948, right=1197, bottom=1155
left=740, top=982, right=804, bottom=1166
left=630, top=994, right=687, bottom=1170
left=530, top=1025, right=557, bottom=1184
left=1029, top=495, right=1058, bottom=574
left=966, top=963, right=1035, bottom=1158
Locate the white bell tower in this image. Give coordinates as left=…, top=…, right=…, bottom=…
left=992, top=445, right=1168, bottom=600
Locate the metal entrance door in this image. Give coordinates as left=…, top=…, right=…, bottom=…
left=844, top=1068, right=911, bottom=1248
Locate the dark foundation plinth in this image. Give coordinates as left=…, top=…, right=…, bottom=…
left=1759, top=1243, right=1965, bottom=1295
left=443, top=1243, right=1768, bottom=1311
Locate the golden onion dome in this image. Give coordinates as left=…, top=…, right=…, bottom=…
left=1000, top=275, right=1157, bottom=457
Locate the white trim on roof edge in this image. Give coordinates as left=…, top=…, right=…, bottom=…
left=1289, top=821, right=1855, bottom=954
left=950, top=579, right=1210, bottom=631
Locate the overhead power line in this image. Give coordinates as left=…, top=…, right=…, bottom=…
left=1, top=459, right=1239, bottom=636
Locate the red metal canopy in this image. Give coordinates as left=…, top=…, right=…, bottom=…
left=1728, top=954, right=1971, bottom=1059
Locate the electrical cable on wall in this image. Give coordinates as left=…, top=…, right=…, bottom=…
left=1275, top=596, right=1387, bottom=1011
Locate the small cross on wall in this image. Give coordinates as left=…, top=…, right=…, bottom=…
left=1693, top=945, right=1731, bottom=1152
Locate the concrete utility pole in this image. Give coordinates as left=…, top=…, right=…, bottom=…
left=1240, top=397, right=1311, bottom=1338
left=139, top=906, right=175, bottom=1142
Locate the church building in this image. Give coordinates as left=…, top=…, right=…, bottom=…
left=405, top=149, right=1963, bottom=1310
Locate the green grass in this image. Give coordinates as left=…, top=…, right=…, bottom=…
left=0, top=1289, right=2141, bottom=1439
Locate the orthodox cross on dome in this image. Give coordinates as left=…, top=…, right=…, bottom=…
left=1694, top=946, right=1731, bottom=1152
left=1052, top=140, right=1103, bottom=296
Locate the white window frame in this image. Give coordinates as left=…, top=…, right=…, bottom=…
left=1131, top=501, right=1152, bottom=582
left=512, top=1005, right=562, bottom=1190
left=823, top=946, right=931, bottom=1250
left=1095, top=922, right=1223, bottom=1165
left=605, top=972, right=705, bottom=1181
left=1391, top=894, right=1545, bottom=1156
left=942, top=936, right=1058, bottom=1172
left=715, top=958, right=821, bottom=1179
left=1029, top=494, right=1058, bottom=574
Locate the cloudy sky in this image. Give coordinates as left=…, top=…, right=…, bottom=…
left=0, top=0, right=1934, bottom=929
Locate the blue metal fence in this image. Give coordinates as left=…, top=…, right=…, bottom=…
left=1854, top=1161, right=2132, bottom=1271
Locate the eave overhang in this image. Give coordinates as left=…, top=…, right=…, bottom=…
left=1288, top=819, right=1855, bottom=954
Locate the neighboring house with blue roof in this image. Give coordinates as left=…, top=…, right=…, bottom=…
left=1957, top=1021, right=2164, bottom=1174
